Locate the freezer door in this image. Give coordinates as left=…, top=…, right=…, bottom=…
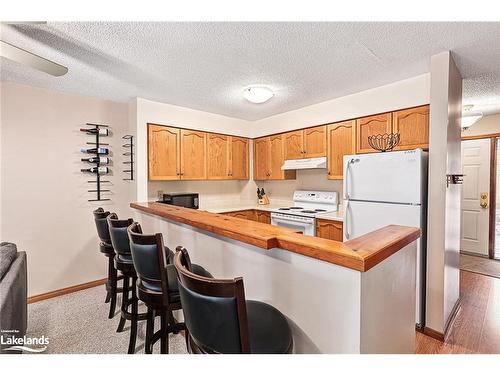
left=344, top=200, right=425, bottom=327
left=343, top=149, right=425, bottom=204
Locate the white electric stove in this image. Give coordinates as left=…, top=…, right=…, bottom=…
left=270, top=190, right=338, bottom=236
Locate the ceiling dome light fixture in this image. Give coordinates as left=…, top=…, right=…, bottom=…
left=242, top=86, right=274, bottom=104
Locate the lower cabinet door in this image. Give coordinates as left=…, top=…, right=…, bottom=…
left=256, top=210, right=271, bottom=224
left=316, top=219, right=343, bottom=241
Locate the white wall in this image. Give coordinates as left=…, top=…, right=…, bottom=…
left=461, top=113, right=500, bottom=137
left=251, top=74, right=430, bottom=137
left=426, top=52, right=462, bottom=333
left=0, top=82, right=133, bottom=296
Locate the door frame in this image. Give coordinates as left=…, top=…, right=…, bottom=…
left=462, top=133, right=497, bottom=259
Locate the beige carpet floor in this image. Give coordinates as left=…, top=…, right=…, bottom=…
left=27, top=285, right=187, bottom=354
left=460, top=254, right=500, bottom=279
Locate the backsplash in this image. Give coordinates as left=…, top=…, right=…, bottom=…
left=148, top=170, right=343, bottom=208
left=148, top=179, right=257, bottom=207
left=259, top=169, right=343, bottom=203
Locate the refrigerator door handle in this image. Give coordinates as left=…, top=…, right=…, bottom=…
left=345, top=200, right=350, bottom=240
left=344, top=158, right=359, bottom=200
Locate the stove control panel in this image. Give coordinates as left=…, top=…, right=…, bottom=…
left=293, top=190, right=338, bottom=204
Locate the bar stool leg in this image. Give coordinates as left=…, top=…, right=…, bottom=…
left=117, top=275, right=129, bottom=333
left=127, top=276, right=138, bottom=354
left=145, top=307, right=154, bottom=354
left=160, top=311, right=169, bottom=354
left=105, top=256, right=114, bottom=303
left=108, top=266, right=118, bottom=319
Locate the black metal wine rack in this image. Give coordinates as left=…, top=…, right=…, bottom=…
left=81, top=123, right=111, bottom=202
left=122, top=135, right=134, bottom=181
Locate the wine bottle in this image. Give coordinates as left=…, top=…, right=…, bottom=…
left=80, top=128, right=109, bottom=136
left=81, top=156, right=110, bottom=164
left=80, top=166, right=109, bottom=174
left=80, top=147, right=109, bottom=155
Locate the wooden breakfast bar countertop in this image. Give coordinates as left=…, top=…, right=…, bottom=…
left=131, top=202, right=420, bottom=272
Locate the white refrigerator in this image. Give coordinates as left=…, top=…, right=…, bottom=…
left=343, top=149, right=428, bottom=328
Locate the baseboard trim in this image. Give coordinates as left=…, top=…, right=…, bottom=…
left=422, top=326, right=445, bottom=341
left=421, top=298, right=462, bottom=342
left=27, top=278, right=107, bottom=304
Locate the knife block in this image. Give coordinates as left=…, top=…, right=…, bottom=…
left=258, top=194, right=270, bottom=205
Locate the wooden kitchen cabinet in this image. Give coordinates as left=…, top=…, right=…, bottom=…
left=229, top=136, right=249, bottom=179
left=207, top=133, right=229, bottom=180
left=148, top=125, right=180, bottom=180
left=316, top=219, right=343, bottom=241
left=303, top=125, right=327, bottom=157
left=148, top=124, right=249, bottom=181
left=254, top=136, right=296, bottom=181
left=225, top=210, right=255, bottom=221
left=356, top=113, right=392, bottom=154
left=255, top=210, right=271, bottom=224
left=180, top=129, right=207, bottom=180
left=327, top=120, right=355, bottom=180
left=283, top=126, right=326, bottom=160
left=392, top=105, right=429, bottom=150
left=283, top=130, right=303, bottom=160
left=253, top=137, right=271, bottom=180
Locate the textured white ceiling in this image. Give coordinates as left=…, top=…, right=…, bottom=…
left=1, top=22, right=499, bottom=120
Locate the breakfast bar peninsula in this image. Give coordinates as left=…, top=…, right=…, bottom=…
left=131, top=202, right=420, bottom=354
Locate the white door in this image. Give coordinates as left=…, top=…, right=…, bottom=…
left=343, top=149, right=425, bottom=204
left=461, top=139, right=491, bottom=256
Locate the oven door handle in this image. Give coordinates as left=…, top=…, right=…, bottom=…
left=272, top=217, right=312, bottom=225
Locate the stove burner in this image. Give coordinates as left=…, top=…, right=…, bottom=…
left=278, top=208, right=290, bottom=211
left=289, top=207, right=303, bottom=210
left=314, top=209, right=327, bottom=212
left=301, top=210, right=317, bottom=214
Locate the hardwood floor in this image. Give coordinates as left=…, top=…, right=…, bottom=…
left=416, top=270, right=500, bottom=353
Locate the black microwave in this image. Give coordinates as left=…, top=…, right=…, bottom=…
left=158, top=193, right=199, bottom=209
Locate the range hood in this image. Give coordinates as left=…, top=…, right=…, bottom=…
left=281, top=157, right=327, bottom=170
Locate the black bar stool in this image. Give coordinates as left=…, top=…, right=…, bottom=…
left=92, top=207, right=121, bottom=319
left=107, top=213, right=150, bottom=354
left=127, top=222, right=212, bottom=354
left=174, top=247, right=293, bottom=354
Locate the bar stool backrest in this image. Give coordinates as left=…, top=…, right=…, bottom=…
left=107, top=213, right=133, bottom=257
left=174, top=249, right=250, bottom=354
left=93, top=207, right=112, bottom=247
left=127, top=223, right=169, bottom=298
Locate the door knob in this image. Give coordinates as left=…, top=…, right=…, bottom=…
left=480, top=192, right=488, bottom=208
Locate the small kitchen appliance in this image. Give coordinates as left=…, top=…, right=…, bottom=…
left=270, top=190, right=338, bottom=236
left=157, top=192, right=199, bottom=209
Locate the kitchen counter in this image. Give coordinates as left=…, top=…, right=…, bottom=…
left=131, top=201, right=419, bottom=353
left=202, top=202, right=344, bottom=221
left=131, top=202, right=417, bottom=272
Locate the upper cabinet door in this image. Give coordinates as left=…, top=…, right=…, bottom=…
left=207, top=133, right=230, bottom=180
left=283, top=130, right=304, bottom=160
left=269, top=134, right=285, bottom=180
left=327, top=120, right=355, bottom=180
left=148, top=124, right=180, bottom=180
left=180, top=130, right=207, bottom=180
left=303, top=125, right=326, bottom=158
left=229, top=136, right=249, bottom=179
left=356, top=113, right=392, bottom=154
left=253, top=137, right=271, bottom=180
left=392, top=105, right=429, bottom=150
